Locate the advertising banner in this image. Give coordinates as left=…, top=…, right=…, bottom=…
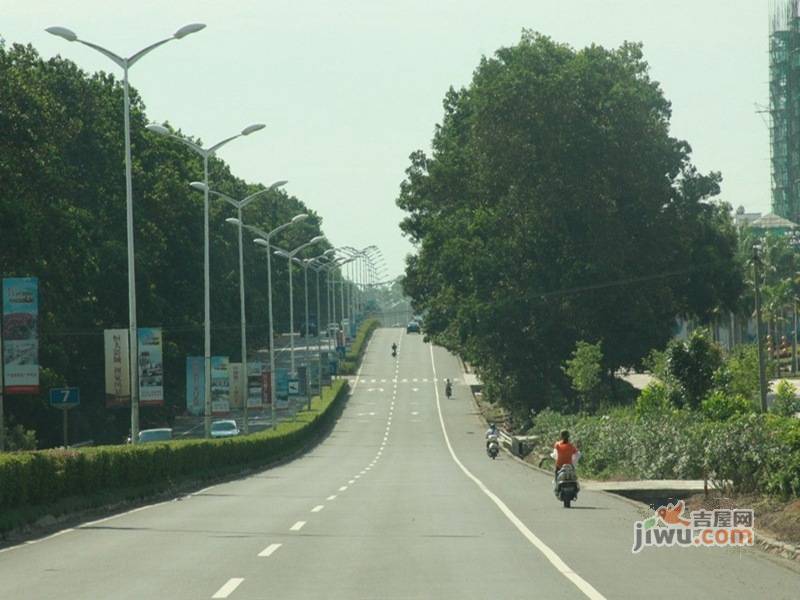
left=137, top=328, right=163, bottom=405
left=275, top=368, right=289, bottom=409
left=262, top=369, right=272, bottom=407
left=211, top=356, right=230, bottom=413
left=309, top=362, right=320, bottom=395
left=2, top=277, right=39, bottom=394
left=228, top=362, right=244, bottom=409
left=186, top=356, right=204, bottom=416
left=246, top=362, right=264, bottom=409
left=321, top=351, right=332, bottom=386
left=104, top=329, right=130, bottom=407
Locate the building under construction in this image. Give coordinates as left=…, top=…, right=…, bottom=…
left=771, top=1, right=800, bottom=222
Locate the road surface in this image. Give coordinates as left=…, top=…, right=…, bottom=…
left=1, top=328, right=797, bottom=598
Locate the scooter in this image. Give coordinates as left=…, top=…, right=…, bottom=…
left=486, top=433, right=499, bottom=459
left=554, top=464, right=580, bottom=508
left=445, top=382, right=452, bottom=399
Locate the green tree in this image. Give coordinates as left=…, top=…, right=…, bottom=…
left=398, top=32, right=742, bottom=416
left=563, top=340, right=603, bottom=410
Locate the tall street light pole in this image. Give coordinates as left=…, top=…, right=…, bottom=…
left=149, top=123, right=265, bottom=438
left=273, top=236, right=326, bottom=376
left=251, top=215, right=308, bottom=428
left=191, top=181, right=287, bottom=434
left=46, top=23, right=205, bottom=445
left=754, top=246, right=768, bottom=412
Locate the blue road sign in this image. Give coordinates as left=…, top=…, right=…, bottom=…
left=49, top=387, right=80, bottom=408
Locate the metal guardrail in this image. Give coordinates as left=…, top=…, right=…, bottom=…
left=498, top=429, right=538, bottom=457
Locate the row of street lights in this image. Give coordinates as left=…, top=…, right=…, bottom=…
left=46, top=23, right=385, bottom=442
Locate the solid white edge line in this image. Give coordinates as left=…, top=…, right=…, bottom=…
left=212, top=577, right=244, bottom=599
left=429, top=343, right=606, bottom=600
left=290, top=521, right=306, bottom=531
left=258, top=543, right=282, bottom=557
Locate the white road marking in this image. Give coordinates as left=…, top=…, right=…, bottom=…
left=339, top=486, right=348, bottom=491
left=411, top=387, right=419, bottom=392
left=327, top=495, right=337, bottom=500
left=348, top=479, right=355, bottom=484
left=290, top=521, right=306, bottom=531
left=411, top=411, right=419, bottom=416
left=381, top=379, right=387, bottom=383
left=429, top=344, right=606, bottom=600
left=412, top=378, right=418, bottom=382
left=212, top=578, right=244, bottom=598
left=258, top=543, right=282, bottom=557
left=311, top=505, right=324, bottom=513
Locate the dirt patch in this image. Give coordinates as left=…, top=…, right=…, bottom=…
left=685, top=491, right=800, bottom=547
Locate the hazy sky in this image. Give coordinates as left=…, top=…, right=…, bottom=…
left=3, top=1, right=770, bottom=278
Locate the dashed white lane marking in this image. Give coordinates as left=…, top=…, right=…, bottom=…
left=290, top=521, right=306, bottom=531
left=258, top=543, right=282, bottom=557
left=339, top=486, right=348, bottom=491
left=327, top=494, right=337, bottom=500
left=348, top=479, right=355, bottom=484
left=411, top=411, right=419, bottom=415
left=212, top=578, right=244, bottom=598
left=311, top=505, right=325, bottom=513
left=412, top=378, right=418, bottom=382
left=429, top=344, right=606, bottom=600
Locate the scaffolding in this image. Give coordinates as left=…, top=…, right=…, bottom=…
left=771, top=1, right=800, bottom=222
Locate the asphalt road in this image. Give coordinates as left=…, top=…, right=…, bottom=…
left=1, top=328, right=798, bottom=599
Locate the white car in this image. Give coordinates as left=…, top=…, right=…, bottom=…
left=210, top=419, right=240, bottom=439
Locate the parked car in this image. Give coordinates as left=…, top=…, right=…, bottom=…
left=406, top=321, right=421, bottom=333
left=211, top=419, right=240, bottom=439
left=137, top=428, right=172, bottom=443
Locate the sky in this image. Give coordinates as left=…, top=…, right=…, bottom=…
left=2, top=0, right=771, bottom=279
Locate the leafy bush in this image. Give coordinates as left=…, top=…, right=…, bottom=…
left=712, top=344, right=763, bottom=404
left=701, top=390, right=755, bottom=421
left=634, top=382, right=674, bottom=417
left=530, top=406, right=800, bottom=499
left=666, top=329, right=723, bottom=409
left=770, top=380, right=800, bottom=417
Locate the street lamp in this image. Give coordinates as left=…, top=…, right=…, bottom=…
left=190, top=181, right=286, bottom=434
left=46, top=23, right=205, bottom=446
left=153, top=123, right=265, bottom=438
left=251, top=214, right=308, bottom=428
left=273, top=236, right=327, bottom=378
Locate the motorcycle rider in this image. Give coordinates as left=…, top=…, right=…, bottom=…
left=553, top=430, right=580, bottom=478
left=445, top=378, right=453, bottom=398
left=485, top=422, right=499, bottom=450
left=391, top=342, right=397, bottom=357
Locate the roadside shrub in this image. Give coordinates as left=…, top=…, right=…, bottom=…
left=634, top=382, right=674, bottom=417
left=339, top=318, right=380, bottom=375
left=770, top=380, right=800, bottom=417
left=701, top=390, right=755, bottom=421
left=666, top=329, right=723, bottom=409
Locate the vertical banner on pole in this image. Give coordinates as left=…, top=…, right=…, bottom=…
left=276, top=368, right=289, bottom=409
left=229, top=362, right=244, bottom=410
left=186, top=357, right=204, bottom=416
left=309, top=362, right=320, bottom=395
left=261, top=368, right=272, bottom=407
left=137, top=328, right=163, bottom=406
left=247, top=362, right=264, bottom=409
left=211, top=356, right=230, bottom=414
left=2, top=277, right=39, bottom=394
left=104, top=329, right=131, bottom=407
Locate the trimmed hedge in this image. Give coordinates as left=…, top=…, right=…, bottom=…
left=0, top=380, right=349, bottom=521
left=338, top=318, right=380, bottom=375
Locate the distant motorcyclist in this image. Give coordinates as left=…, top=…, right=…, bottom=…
left=485, top=422, right=499, bottom=450
left=445, top=378, right=453, bottom=398
left=391, top=342, right=397, bottom=357
left=552, top=430, right=580, bottom=478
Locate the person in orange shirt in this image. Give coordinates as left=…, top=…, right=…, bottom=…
left=553, top=430, right=580, bottom=477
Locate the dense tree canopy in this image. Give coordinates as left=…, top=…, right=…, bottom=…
left=0, top=42, right=335, bottom=446
left=397, top=32, right=743, bottom=414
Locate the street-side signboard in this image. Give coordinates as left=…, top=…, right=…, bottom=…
left=49, top=387, right=79, bottom=408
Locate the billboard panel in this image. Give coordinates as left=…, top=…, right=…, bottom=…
left=104, top=329, right=130, bottom=407
left=138, top=328, right=163, bottom=405
left=2, top=277, right=39, bottom=394
left=186, top=356, right=204, bottom=416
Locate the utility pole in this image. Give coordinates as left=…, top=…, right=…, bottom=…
left=754, top=247, right=768, bottom=412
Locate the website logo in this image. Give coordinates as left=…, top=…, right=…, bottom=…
left=632, top=500, right=754, bottom=553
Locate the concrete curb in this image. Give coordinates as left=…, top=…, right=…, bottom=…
left=461, top=364, right=800, bottom=565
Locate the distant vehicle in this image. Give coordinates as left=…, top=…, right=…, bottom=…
left=211, top=419, right=240, bottom=439
left=406, top=321, right=420, bottom=333
left=300, top=316, right=318, bottom=337
left=137, top=428, right=172, bottom=443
